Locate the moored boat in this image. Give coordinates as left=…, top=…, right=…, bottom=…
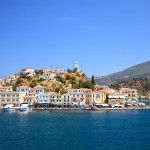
left=3, top=104, right=16, bottom=112
left=20, top=103, right=29, bottom=112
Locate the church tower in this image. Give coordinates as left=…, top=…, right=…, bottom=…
left=74, top=61, right=79, bottom=70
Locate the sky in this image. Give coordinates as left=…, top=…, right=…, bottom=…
left=0, top=0, right=150, bottom=78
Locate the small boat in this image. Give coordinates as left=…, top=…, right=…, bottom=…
left=3, top=104, right=16, bottom=112
left=20, top=103, right=29, bottom=112
left=91, top=106, right=98, bottom=110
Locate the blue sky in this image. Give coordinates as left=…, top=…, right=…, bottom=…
left=0, top=0, right=150, bottom=78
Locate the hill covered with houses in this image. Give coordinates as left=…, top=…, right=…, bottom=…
left=1, top=66, right=94, bottom=94
left=0, top=63, right=148, bottom=109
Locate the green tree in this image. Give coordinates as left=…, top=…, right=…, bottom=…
left=105, top=94, right=109, bottom=103
left=19, top=72, right=26, bottom=78
left=30, top=80, right=37, bottom=88
left=60, top=89, right=67, bottom=95
left=66, top=74, right=71, bottom=80
left=37, top=78, right=45, bottom=82
left=55, top=87, right=60, bottom=94
left=12, top=84, right=16, bottom=91
left=67, top=69, right=72, bottom=73
left=71, top=76, right=76, bottom=88
left=44, top=88, right=49, bottom=92
left=55, top=75, right=66, bottom=84
left=82, top=80, right=95, bottom=91
left=79, top=80, right=83, bottom=88
left=91, top=75, right=96, bottom=85
left=73, top=67, right=78, bottom=73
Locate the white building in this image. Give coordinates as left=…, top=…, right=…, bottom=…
left=30, top=87, right=45, bottom=94
left=38, top=93, right=50, bottom=104
left=0, top=79, right=5, bottom=86
left=22, top=68, right=35, bottom=75
left=67, top=88, right=92, bottom=106
left=47, top=68, right=66, bottom=74
left=15, top=72, right=21, bottom=78
left=74, top=61, right=79, bottom=70
left=0, top=86, right=13, bottom=92
left=49, top=93, right=63, bottom=106
left=119, top=88, right=138, bottom=101
left=17, top=86, right=30, bottom=95
left=62, top=93, right=72, bottom=107
left=39, top=72, right=56, bottom=80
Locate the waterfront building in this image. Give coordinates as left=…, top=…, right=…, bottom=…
left=38, top=93, right=50, bottom=104
left=17, top=86, right=30, bottom=95
left=119, top=88, right=138, bottom=101
left=0, top=92, right=24, bottom=108
left=24, top=94, right=37, bottom=105
left=49, top=93, right=63, bottom=107
left=108, top=93, right=128, bottom=105
left=86, top=91, right=106, bottom=106
left=67, top=88, right=92, bottom=106
left=62, top=93, right=72, bottom=107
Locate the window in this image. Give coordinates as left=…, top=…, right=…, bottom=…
left=96, top=94, right=100, bottom=98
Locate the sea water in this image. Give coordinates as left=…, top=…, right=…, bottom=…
left=0, top=110, right=150, bottom=150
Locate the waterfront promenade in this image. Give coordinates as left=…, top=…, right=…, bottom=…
left=1, top=105, right=150, bottom=112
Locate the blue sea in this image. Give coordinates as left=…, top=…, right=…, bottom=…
left=0, top=109, right=150, bottom=150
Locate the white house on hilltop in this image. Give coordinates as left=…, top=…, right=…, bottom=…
left=39, top=72, right=56, bottom=80
left=47, top=68, right=66, bottom=74
left=22, top=68, right=35, bottom=75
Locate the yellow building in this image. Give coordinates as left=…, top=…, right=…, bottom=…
left=23, top=92, right=37, bottom=106
left=86, top=91, right=106, bottom=106
left=0, top=92, right=24, bottom=108
left=108, top=93, right=128, bottom=105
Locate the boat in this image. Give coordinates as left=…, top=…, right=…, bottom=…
left=3, top=104, right=16, bottom=112
left=20, top=103, right=29, bottom=111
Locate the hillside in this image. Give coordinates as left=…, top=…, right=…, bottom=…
left=3, top=69, right=95, bottom=93
left=95, top=61, right=150, bottom=85
left=109, top=77, right=150, bottom=98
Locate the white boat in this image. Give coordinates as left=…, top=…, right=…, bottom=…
left=3, top=104, right=16, bottom=112
left=20, top=103, right=29, bottom=111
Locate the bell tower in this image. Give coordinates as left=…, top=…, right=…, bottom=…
left=74, top=61, right=79, bottom=70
